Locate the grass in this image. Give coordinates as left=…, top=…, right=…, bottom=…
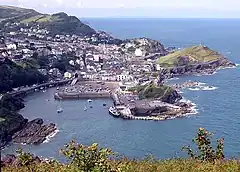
left=20, top=14, right=59, bottom=23
left=2, top=159, right=240, bottom=172
left=20, top=15, right=44, bottom=23
left=157, top=45, right=222, bottom=67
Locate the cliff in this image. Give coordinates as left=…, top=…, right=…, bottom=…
left=0, top=5, right=96, bottom=36
left=0, top=95, right=56, bottom=148
left=157, top=45, right=235, bottom=75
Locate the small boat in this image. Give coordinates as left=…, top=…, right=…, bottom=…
left=34, top=89, right=39, bottom=92
left=40, top=87, right=44, bottom=90
left=87, top=99, right=93, bottom=103
left=57, top=108, right=63, bottom=113
left=103, top=103, right=107, bottom=106
left=90, top=106, right=93, bottom=109
left=56, top=87, right=60, bottom=90
left=84, top=106, right=87, bottom=111
left=108, top=107, right=121, bottom=117
left=43, top=90, right=47, bottom=93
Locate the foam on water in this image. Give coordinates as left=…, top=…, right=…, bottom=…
left=43, top=129, right=59, bottom=144
left=188, top=85, right=218, bottom=91
left=201, top=86, right=218, bottom=91
left=189, top=88, right=201, bottom=91
left=179, top=98, right=198, bottom=115
left=167, top=77, right=179, bottom=81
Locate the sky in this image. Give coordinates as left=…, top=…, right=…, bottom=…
left=1, top=0, right=240, bottom=18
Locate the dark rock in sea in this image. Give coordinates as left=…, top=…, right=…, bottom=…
left=12, top=119, right=56, bottom=145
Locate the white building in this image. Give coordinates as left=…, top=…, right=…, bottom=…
left=69, top=60, right=75, bottom=66
left=135, top=48, right=143, bottom=57
left=64, top=72, right=72, bottom=79
left=6, top=44, right=17, bottom=50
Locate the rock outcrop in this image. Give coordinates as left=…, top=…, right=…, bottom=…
left=159, top=57, right=235, bottom=77
left=0, top=96, right=56, bottom=148
left=157, top=46, right=236, bottom=76
left=12, top=118, right=56, bottom=145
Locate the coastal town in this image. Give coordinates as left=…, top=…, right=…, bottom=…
left=0, top=5, right=236, bottom=150
left=0, top=20, right=199, bottom=121
left=0, top=14, right=235, bottom=122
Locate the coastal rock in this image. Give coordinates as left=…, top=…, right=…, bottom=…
left=161, top=90, right=182, bottom=104
left=0, top=108, right=27, bottom=148
left=12, top=119, right=56, bottom=145
left=157, top=46, right=236, bottom=76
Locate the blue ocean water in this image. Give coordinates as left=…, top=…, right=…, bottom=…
left=2, top=18, right=240, bottom=160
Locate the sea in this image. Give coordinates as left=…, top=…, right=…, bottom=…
left=2, top=18, right=240, bottom=161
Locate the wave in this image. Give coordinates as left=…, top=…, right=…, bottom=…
left=201, top=86, right=218, bottom=91
left=198, top=82, right=206, bottom=85
left=43, top=129, right=59, bottom=144
left=167, top=77, right=179, bottom=81
left=188, top=86, right=218, bottom=91
left=179, top=98, right=198, bottom=115
left=189, top=88, right=200, bottom=91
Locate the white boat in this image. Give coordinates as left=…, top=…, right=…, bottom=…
left=108, top=106, right=121, bottom=117
left=84, top=107, right=87, bottom=111
left=43, top=90, right=46, bottom=93
left=87, top=99, right=93, bottom=103
left=56, top=87, right=60, bottom=90
left=57, top=108, right=63, bottom=113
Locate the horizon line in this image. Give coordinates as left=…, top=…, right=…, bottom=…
left=80, top=17, right=240, bottom=19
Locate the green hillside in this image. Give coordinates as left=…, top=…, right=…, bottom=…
left=0, top=5, right=95, bottom=36
left=157, top=46, right=223, bottom=67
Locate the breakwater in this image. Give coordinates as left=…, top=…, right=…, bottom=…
left=54, top=92, right=111, bottom=100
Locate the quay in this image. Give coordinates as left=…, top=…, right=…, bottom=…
left=7, top=79, right=73, bottom=97
left=54, top=81, right=119, bottom=100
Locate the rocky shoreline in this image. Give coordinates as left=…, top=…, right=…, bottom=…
left=0, top=95, right=57, bottom=149
left=159, top=57, right=236, bottom=77
left=119, top=100, right=196, bottom=121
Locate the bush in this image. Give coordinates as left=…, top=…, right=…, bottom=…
left=182, top=128, right=224, bottom=162
left=61, top=140, right=115, bottom=172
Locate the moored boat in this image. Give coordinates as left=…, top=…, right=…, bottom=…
left=57, top=108, right=63, bottom=113
left=108, top=106, right=121, bottom=117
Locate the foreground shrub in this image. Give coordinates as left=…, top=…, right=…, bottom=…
left=61, top=140, right=115, bottom=172
left=182, top=128, right=224, bottom=162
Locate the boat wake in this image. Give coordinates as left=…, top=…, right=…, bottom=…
left=43, top=129, right=59, bottom=144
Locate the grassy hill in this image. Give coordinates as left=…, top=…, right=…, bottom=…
left=0, top=5, right=96, bottom=36
left=157, top=45, right=224, bottom=67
